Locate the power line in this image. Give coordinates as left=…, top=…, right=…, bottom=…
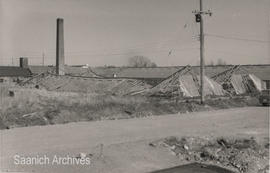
left=1, top=47, right=199, bottom=59
left=64, top=47, right=200, bottom=59
left=207, top=49, right=262, bottom=57
left=1, top=26, right=197, bottom=57
left=54, top=40, right=198, bottom=55
left=205, top=33, right=269, bottom=43
left=0, top=39, right=198, bottom=58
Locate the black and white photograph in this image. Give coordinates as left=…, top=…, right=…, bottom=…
left=0, top=0, right=269, bottom=172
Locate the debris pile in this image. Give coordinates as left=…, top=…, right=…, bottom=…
left=151, top=136, right=269, bottom=173
left=21, top=73, right=124, bottom=93
left=212, top=65, right=266, bottom=95
left=20, top=65, right=265, bottom=97
left=75, top=67, right=105, bottom=78
left=111, top=79, right=152, bottom=96
left=198, top=76, right=225, bottom=96
left=20, top=73, right=152, bottom=95
left=147, top=66, right=225, bottom=97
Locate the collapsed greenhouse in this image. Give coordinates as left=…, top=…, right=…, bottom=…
left=146, top=66, right=226, bottom=97
left=211, top=65, right=266, bottom=95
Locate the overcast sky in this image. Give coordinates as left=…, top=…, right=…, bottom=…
left=0, top=0, right=269, bottom=66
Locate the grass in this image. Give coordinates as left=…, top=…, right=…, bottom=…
left=0, top=84, right=260, bottom=129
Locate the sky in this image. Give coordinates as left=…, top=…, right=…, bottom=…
left=0, top=0, right=269, bottom=66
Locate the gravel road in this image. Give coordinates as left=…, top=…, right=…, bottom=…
left=0, top=107, right=269, bottom=173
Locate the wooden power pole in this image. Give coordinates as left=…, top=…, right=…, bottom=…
left=193, top=0, right=212, bottom=104
left=42, top=52, right=45, bottom=66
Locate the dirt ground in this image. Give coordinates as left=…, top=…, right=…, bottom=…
left=0, top=107, right=269, bottom=173
left=150, top=136, right=269, bottom=173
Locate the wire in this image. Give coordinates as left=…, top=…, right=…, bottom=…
left=6, top=46, right=199, bottom=58
left=64, top=43, right=198, bottom=55
left=205, top=33, right=269, bottom=43
left=0, top=47, right=199, bottom=63
left=64, top=47, right=200, bottom=58
left=207, top=49, right=258, bottom=56
left=206, top=50, right=263, bottom=59
left=1, top=38, right=198, bottom=58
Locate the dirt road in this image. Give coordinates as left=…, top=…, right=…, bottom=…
left=0, top=107, right=269, bottom=173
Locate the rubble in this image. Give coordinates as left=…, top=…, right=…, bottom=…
left=212, top=65, right=266, bottom=95
left=8, top=90, right=15, bottom=97
left=20, top=72, right=152, bottom=95
left=21, top=72, right=123, bottom=93
left=152, top=136, right=269, bottom=173
left=19, top=65, right=265, bottom=97
left=110, top=79, right=152, bottom=96
left=146, top=66, right=226, bottom=98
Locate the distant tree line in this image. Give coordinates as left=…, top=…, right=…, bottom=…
left=208, top=58, right=227, bottom=66
left=128, top=56, right=157, bottom=67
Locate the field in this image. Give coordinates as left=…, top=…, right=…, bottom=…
left=0, top=80, right=268, bottom=173
left=0, top=84, right=260, bottom=129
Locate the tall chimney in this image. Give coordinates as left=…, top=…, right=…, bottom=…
left=19, top=57, right=28, bottom=68
left=56, top=18, right=65, bottom=75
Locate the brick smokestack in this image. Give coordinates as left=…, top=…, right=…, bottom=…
left=56, top=18, right=65, bottom=75
left=19, top=57, right=28, bottom=68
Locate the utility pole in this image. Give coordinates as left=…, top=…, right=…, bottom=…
left=42, top=52, right=45, bottom=66
left=193, top=0, right=212, bottom=104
